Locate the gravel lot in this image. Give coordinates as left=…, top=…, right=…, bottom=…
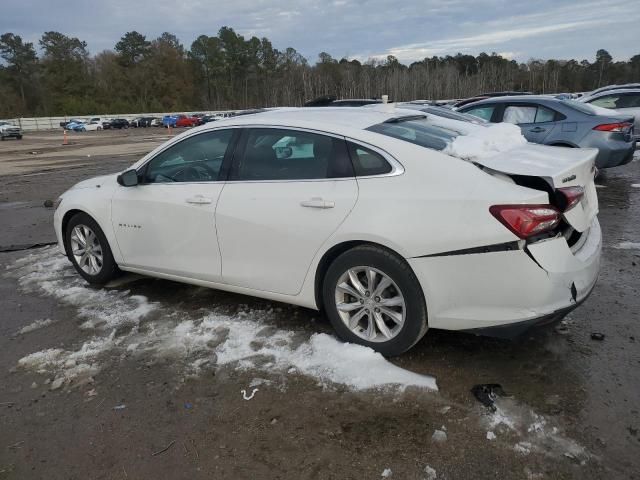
left=1, top=129, right=639, bottom=480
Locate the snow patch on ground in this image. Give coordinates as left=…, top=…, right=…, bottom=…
left=482, top=398, right=588, bottom=462
left=631, top=184, right=640, bottom=188
left=6, top=247, right=437, bottom=392
left=16, top=318, right=54, bottom=335
left=443, top=122, right=527, bottom=160
left=612, top=241, right=640, bottom=250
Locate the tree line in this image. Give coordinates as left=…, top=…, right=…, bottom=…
left=1, top=27, right=639, bottom=118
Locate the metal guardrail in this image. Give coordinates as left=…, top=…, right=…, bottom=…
left=0, top=110, right=242, bottom=131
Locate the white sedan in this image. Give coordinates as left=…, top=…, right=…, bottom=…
left=53, top=107, right=601, bottom=355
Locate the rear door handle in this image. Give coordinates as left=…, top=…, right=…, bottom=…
left=186, top=195, right=213, bottom=204
left=300, top=197, right=335, bottom=209
left=530, top=127, right=546, bottom=133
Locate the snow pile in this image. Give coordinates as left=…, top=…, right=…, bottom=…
left=16, top=318, right=54, bottom=335
left=613, top=241, right=640, bottom=250
left=6, top=247, right=438, bottom=392
left=443, top=122, right=527, bottom=160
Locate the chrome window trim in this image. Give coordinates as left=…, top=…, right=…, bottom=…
left=344, top=136, right=405, bottom=178
left=135, top=123, right=405, bottom=185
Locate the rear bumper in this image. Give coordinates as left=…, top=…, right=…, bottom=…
left=585, top=137, right=636, bottom=168
left=408, top=218, right=601, bottom=332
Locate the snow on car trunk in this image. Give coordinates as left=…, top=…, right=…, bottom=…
left=6, top=247, right=437, bottom=392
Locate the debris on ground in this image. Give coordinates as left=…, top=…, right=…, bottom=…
left=184, top=401, right=193, bottom=409
left=486, top=431, right=496, bottom=440
left=112, top=404, right=126, bottom=411
left=152, top=440, right=175, bottom=457
left=381, top=468, right=392, bottom=477
left=591, top=332, right=605, bottom=341
left=43, top=199, right=54, bottom=208
left=424, top=465, right=437, bottom=479
left=49, top=377, right=65, bottom=391
left=242, top=388, right=258, bottom=400
left=431, top=430, right=447, bottom=443
left=471, top=384, right=508, bottom=412
left=513, top=441, right=532, bottom=455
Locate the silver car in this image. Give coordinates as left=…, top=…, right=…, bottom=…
left=579, top=88, right=640, bottom=141
left=458, top=96, right=635, bottom=168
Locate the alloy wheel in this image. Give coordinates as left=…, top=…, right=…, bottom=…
left=70, top=224, right=104, bottom=275
left=334, top=266, right=406, bottom=342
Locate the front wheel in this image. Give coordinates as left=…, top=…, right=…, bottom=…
left=65, top=212, right=120, bottom=285
left=322, top=245, right=428, bottom=356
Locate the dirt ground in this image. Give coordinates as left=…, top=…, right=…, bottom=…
left=0, top=129, right=639, bottom=480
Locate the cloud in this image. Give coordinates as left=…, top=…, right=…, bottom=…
left=1, top=0, right=638, bottom=63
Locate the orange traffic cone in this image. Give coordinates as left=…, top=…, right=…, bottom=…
left=63, top=130, right=68, bottom=145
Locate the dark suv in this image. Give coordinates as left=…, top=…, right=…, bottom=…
left=109, top=119, right=130, bottom=129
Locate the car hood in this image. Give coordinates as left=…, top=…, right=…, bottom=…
left=69, top=174, right=118, bottom=190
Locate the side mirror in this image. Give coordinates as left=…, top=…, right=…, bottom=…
left=117, top=169, right=139, bottom=187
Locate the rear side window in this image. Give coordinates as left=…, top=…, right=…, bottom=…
left=464, top=105, right=495, bottom=121
left=234, top=128, right=353, bottom=181
left=503, top=105, right=558, bottom=124
left=589, top=95, right=619, bottom=108
left=347, top=143, right=392, bottom=176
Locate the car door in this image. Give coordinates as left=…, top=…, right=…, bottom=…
left=502, top=103, right=557, bottom=143
left=111, top=128, right=238, bottom=282
left=215, top=127, right=358, bottom=295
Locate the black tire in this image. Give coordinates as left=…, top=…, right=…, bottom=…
left=17, top=135, right=23, bottom=140
left=322, top=245, right=428, bottom=356
left=65, top=212, right=120, bottom=285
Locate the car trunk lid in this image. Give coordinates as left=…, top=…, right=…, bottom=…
left=475, top=143, right=598, bottom=233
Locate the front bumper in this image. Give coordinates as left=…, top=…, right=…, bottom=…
left=408, top=218, right=601, bottom=333
left=1, top=129, right=22, bottom=138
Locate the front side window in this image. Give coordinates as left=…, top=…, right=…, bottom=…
left=464, top=105, right=496, bottom=122
left=614, top=93, right=640, bottom=108
left=234, top=128, right=352, bottom=180
left=144, top=130, right=233, bottom=183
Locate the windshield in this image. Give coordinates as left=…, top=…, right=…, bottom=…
left=367, top=118, right=460, bottom=151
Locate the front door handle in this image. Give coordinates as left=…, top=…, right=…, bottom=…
left=530, top=127, right=546, bottom=133
left=300, top=197, right=335, bottom=209
left=186, top=195, right=213, bottom=204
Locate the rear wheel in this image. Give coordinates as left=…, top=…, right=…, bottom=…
left=65, top=212, right=120, bottom=285
left=322, top=245, right=428, bottom=356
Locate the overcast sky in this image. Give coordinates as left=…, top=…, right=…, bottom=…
left=2, top=0, right=639, bottom=63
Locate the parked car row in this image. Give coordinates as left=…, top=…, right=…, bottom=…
left=57, top=113, right=227, bottom=133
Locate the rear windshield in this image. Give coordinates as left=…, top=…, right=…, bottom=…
left=366, top=118, right=460, bottom=151
left=560, top=100, right=597, bottom=115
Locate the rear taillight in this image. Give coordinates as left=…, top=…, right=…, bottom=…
left=593, top=122, right=632, bottom=132
left=556, top=186, right=584, bottom=211
left=489, top=205, right=560, bottom=239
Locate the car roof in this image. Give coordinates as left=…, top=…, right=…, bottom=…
left=582, top=88, right=640, bottom=99
left=203, top=107, right=425, bottom=133
left=460, top=95, right=562, bottom=108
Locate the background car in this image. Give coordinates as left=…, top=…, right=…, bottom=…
left=149, top=117, right=162, bottom=127
left=109, top=119, right=130, bottom=129
left=59, top=118, right=84, bottom=129
left=579, top=88, right=640, bottom=140
left=397, top=102, right=488, bottom=124
left=200, top=115, right=218, bottom=124
left=77, top=121, right=104, bottom=132
left=459, top=96, right=635, bottom=168
left=0, top=121, right=22, bottom=140
left=162, top=115, right=178, bottom=127
left=587, top=83, right=640, bottom=96
left=174, top=114, right=199, bottom=128
left=304, top=95, right=386, bottom=107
